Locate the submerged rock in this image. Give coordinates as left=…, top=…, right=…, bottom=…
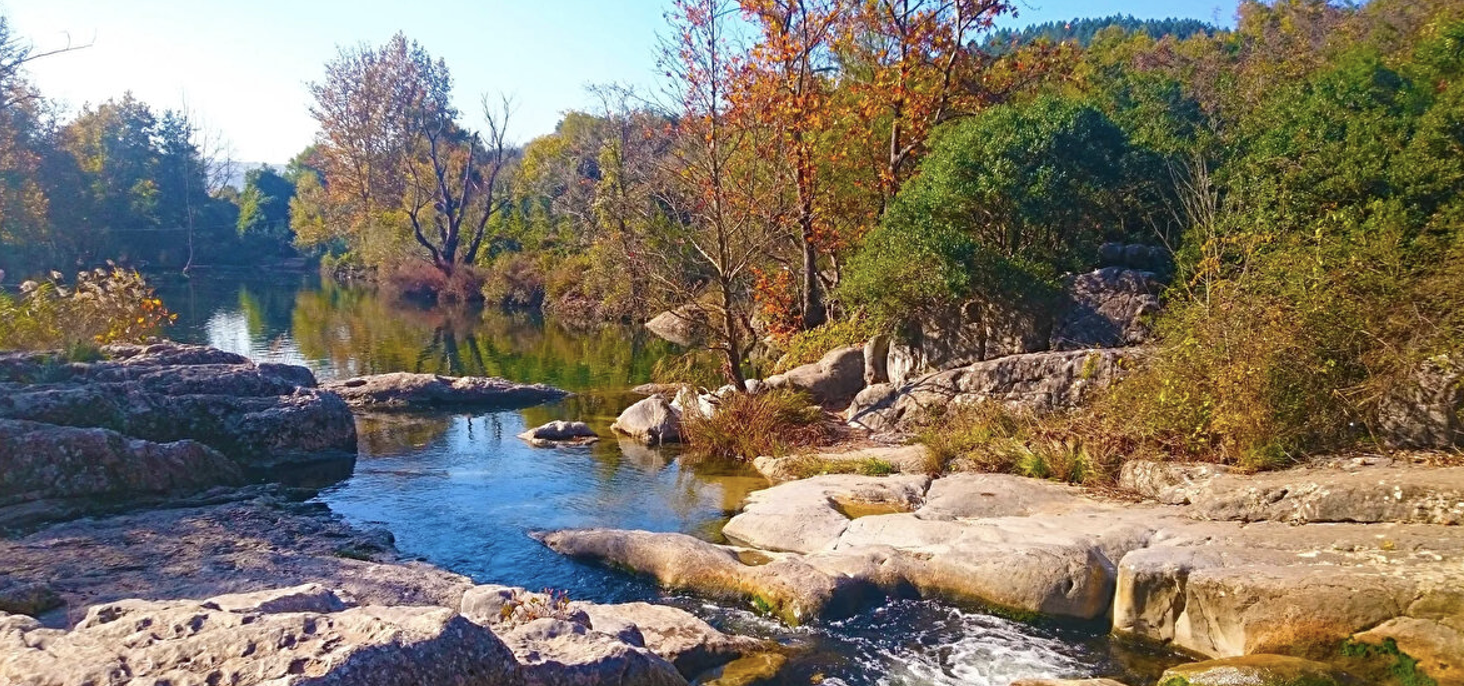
left=518, top=420, right=598, bottom=447
left=323, top=372, right=568, bottom=410
left=612, top=396, right=682, bottom=445
left=1159, top=655, right=1360, bottom=686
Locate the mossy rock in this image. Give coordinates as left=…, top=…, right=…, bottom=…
left=1159, top=655, right=1362, bottom=686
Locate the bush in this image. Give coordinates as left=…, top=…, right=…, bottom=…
left=383, top=260, right=485, bottom=303
left=915, top=402, right=1117, bottom=483
left=481, top=253, right=546, bottom=310
left=772, top=314, right=887, bottom=373
left=0, top=267, right=174, bottom=351
left=682, top=388, right=837, bottom=461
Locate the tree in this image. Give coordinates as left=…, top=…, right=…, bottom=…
left=403, top=96, right=512, bottom=275
left=237, top=166, right=297, bottom=255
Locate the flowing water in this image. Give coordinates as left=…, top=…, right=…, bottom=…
left=156, top=271, right=1177, bottom=686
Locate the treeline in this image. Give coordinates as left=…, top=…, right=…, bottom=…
left=983, top=15, right=1217, bottom=50
left=0, top=17, right=301, bottom=277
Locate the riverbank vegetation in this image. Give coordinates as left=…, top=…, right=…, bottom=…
left=0, top=267, right=173, bottom=351
left=2, top=0, right=1461, bottom=468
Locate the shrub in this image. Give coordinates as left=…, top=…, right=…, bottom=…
left=771, top=314, right=887, bottom=373
left=383, top=260, right=485, bottom=303
left=915, top=402, right=1126, bottom=484
left=481, top=253, right=546, bottom=310
left=0, top=267, right=174, bottom=351
left=682, top=387, right=836, bottom=461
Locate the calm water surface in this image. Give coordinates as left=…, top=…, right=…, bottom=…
left=156, top=271, right=1172, bottom=686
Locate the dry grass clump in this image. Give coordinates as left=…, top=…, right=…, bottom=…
left=916, top=401, right=1136, bottom=485
left=682, top=387, right=838, bottom=461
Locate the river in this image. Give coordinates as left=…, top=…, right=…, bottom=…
left=155, top=271, right=1175, bottom=686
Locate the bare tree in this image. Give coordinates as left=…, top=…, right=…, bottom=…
left=404, top=95, right=513, bottom=275
left=0, top=16, right=90, bottom=113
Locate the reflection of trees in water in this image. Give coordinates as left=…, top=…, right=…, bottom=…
left=355, top=412, right=456, bottom=457
left=289, top=282, right=679, bottom=390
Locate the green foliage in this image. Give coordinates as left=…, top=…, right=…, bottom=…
left=681, top=388, right=835, bottom=461
left=651, top=350, right=726, bottom=389
left=984, top=15, right=1218, bottom=51
left=0, top=267, right=173, bottom=350
left=772, top=315, right=886, bottom=373
left=1341, top=638, right=1439, bottom=686
left=842, top=97, right=1167, bottom=325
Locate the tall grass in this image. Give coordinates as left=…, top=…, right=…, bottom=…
left=682, top=387, right=837, bottom=461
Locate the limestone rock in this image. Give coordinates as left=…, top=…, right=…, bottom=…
left=721, top=474, right=930, bottom=554
left=1050, top=268, right=1162, bottom=351
left=1352, top=617, right=1464, bottom=686
left=494, top=617, right=687, bottom=686
left=612, top=396, right=682, bottom=445
left=847, top=348, right=1142, bottom=432
left=1010, top=680, right=1130, bottom=686
left=518, top=420, right=598, bottom=447
left=864, top=334, right=891, bottom=385
left=323, top=372, right=568, bottom=410
left=764, top=345, right=867, bottom=408
left=1160, top=655, right=1360, bottom=686
left=1118, top=460, right=1234, bottom=505
left=0, top=418, right=243, bottom=528
left=646, top=306, right=708, bottom=347
left=577, top=601, right=765, bottom=677
left=0, top=595, right=522, bottom=686
left=916, top=473, right=1092, bottom=520
left=751, top=444, right=929, bottom=484
left=1185, top=465, right=1464, bottom=525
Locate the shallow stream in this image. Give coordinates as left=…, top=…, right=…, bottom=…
left=157, top=271, right=1175, bottom=686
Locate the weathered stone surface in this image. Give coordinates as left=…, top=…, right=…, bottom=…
left=322, top=372, right=568, bottom=410
left=0, top=593, right=522, bottom=686
left=0, top=418, right=243, bottom=528
left=493, top=616, right=687, bottom=686
left=1113, top=520, right=1464, bottom=658
left=1050, top=267, right=1162, bottom=351
left=577, top=601, right=764, bottom=677
left=1118, top=460, right=1234, bottom=505
left=1376, top=354, right=1463, bottom=449
left=917, top=473, right=1093, bottom=520
left=517, top=420, right=598, bottom=447
left=1352, top=617, right=1464, bottom=686
left=721, top=474, right=930, bottom=554
left=751, top=444, right=930, bottom=484
left=1160, top=655, right=1359, bottom=686
left=764, top=345, right=868, bottom=408
left=1010, top=680, right=1130, bottom=686
left=1185, top=465, right=1464, bottom=525
left=847, top=348, right=1143, bottom=432
left=612, top=395, right=682, bottom=445
left=864, top=334, right=891, bottom=386
left=646, top=306, right=708, bottom=347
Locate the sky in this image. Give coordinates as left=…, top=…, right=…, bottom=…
left=4, top=0, right=1233, bottom=165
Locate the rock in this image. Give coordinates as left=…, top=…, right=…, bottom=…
left=1376, top=354, right=1463, bottom=449
left=494, top=617, right=687, bottom=686
left=518, top=420, right=598, bottom=447
left=864, top=334, right=891, bottom=385
left=695, top=652, right=789, bottom=686
left=1049, top=268, right=1162, bottom=351
left=0, top=343, right=357, bottom=472
left=0, top=579, right=61, bottom=617
left=646, top=306, right=709, bottom=347
left=1351, top=617, right=1464, bottom=686
left=1118, top=460, right=1234, bottom=505
left=0, top=594, right=522, bottom=686
left=323, top=372, right=568, bottom=410
left=1185, top=465, right=1464, bottom=525
left=763, top=345, right=867, bottom=408
left=1113, top=520, right=1464, bottom=658
left=205, top=582, right=350, bottom=614
left=0, top=418, right=244, bottom=528
left=1011, top=680, right=1129, bottom=686
left=1159, top=655, right=1359, bottom=686
left=751, top=444, right=930, bottom=484
left=917, top=473, right=1093, bottom=520
left=577, top=601, right=764, bottom=677
left=612, top=396, right=682, bottom=445
left=847, top=348, right=1143, bottom=432
left=671, top=385, right=718, bottom=419
left=722, top=474, right=930, bottom=554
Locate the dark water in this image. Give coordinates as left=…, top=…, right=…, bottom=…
left=156, top=271, right=1172, bottom=686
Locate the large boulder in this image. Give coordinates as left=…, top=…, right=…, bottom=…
left=1049, top=267, right=1162, bottom=351
left=518, top=420, right=598, bottom=447
left=323, top=372, right=568, bottom=410
left=645, top=306, right=709, bottom=347
left=763, top=345, right=867, bottom=408
left=0, top=344, right=356, bottom=472
left=847, top=348, right=1142, bottom=432
left=575, top=601, right=764, bottom=678
left=0, top=418, right=243, bottom=529
left=1118, top=460, right=1234, bottom=505
left=0, top=590, right=523, bottom=686
left=611, top=396, right=682, bottom=445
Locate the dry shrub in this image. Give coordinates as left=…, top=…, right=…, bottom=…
left=0, top=267, right=174, bottom=351
left=481, top=253, right=545, bottom=310
left=682, top=387, right=837, bottom=461
left=383, top=260, right=485, bottom=303
left=916, top=402, right=1127, bottom=484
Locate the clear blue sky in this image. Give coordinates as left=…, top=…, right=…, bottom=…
left=4, top=0, right=1233, bottom=165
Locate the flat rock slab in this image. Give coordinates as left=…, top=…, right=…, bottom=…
left=1186, top=465, right=1464, bottom=525
left=917, top=472, right=1101, bottom=520
left=1160, top=654, right=1361, bottom=686
left=751, top=445, right=929, bottom=484
left=323, top=372, right=569, bottom=410
left=722, top=474, right=930, bottom=554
